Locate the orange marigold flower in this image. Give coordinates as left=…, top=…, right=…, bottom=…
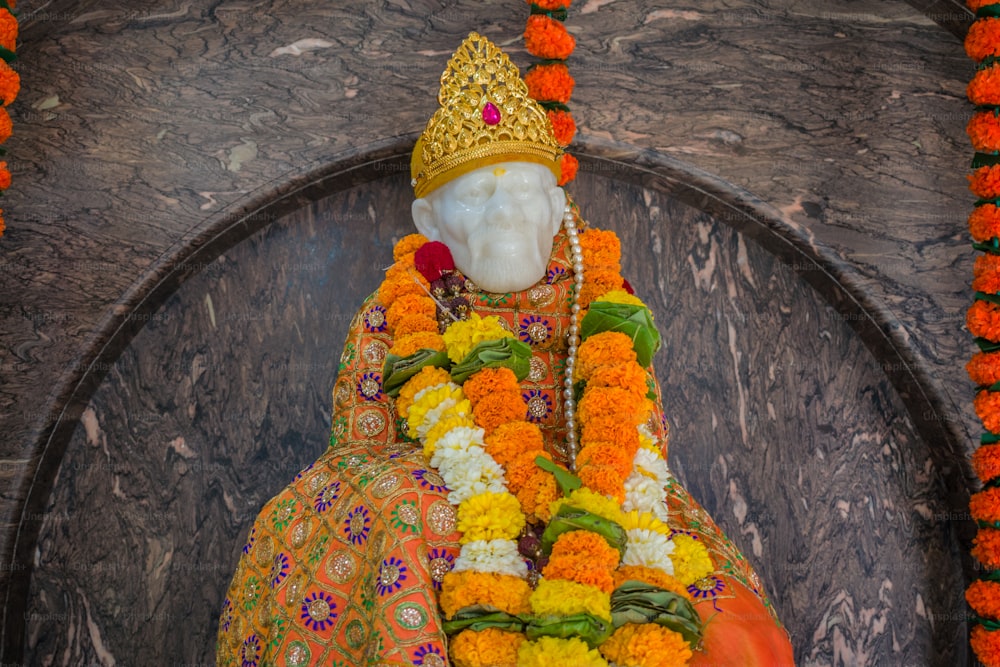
left=976, top=389, right=1000, bottom=434
left=451, top=628, right=523, bottom=667
left=379, top=272, right=429, bottom=312
left=969, top=352, right=1000, bottom=387
left=969, top=299, right=1000, bottom=341
left=972, top=623, right=1000, bottom=667
left=971, top=165, right=1000, bottom=199
left=551, top=530, right=621, bottom=570
left=0, top=9, right=16, bottom=53
left=613, top=565, right=694, bottom=601
left=558, top=152, right=579, bottom=187
left=393, top=313, right=439, bottom=338
left=975, top=254, right=1000, bottom=294
left=473, top=392, right=527, bottom=435
left=0, top=162, right=10, bottom=190
left=393, top=233, right=428, bottom=261
left=514, top=467, right=560, bottom=522
left=974, top=527, right=1000, bottom=569
left=530, top=0, right=572, bottom=9
left=968, top=579, right=1000, bottom=620
left=542, top=557, right=616, bottom=593
left=579, top=228, right=622, bottom=269
left=0, top=209, right=5, bottom=238
left=547, top=109, right=576, bottom=146
left=0, top=108, right=11, bottom=144
left=970, top=111, right=1000, bottom=153
left=971, top=204, right=1000, bottom=242
left=388, top=331, right=446, bottom=358
left=440, top=571, right=533, bottom=618
left=581, top=414, right=641, bottom=453
left=578, top=442, right=633, bottom=479
left=578, top=464, right=625, bottom=503
left=972, top=486, right=1000, bottom=523
left=977, top=446, right=1000, bottom=486
left=485, top=420, right=545, bottom=467
left=525, top=14, right=576, bottom=61
left=588, top=361, right=649, bottom=397
left=0, top=60, right=17, bottom=107
left=386, top=293, right=436, bottom=330
left=599, top=623, right=693, bottom=667
left=577, top=331, right=636, bottom=381
left=579, top=386, right=647, bottom=425
left=505, top=450, right=551, bottom=492
left=525, top=63, right=575, bottom=104
left=968, top=18, right=1000, bottom=62
left=463, top=367, right=521, bottom=406
left=970, top=65, right=1000, bottom=106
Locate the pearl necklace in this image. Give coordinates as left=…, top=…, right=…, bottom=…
left=562, top=202, right=583, bottom=471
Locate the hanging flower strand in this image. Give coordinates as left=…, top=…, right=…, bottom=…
left=524, top=0, right=579, bottom=186
left=0, top=0, right=17, bottom=238
left=966, top=2, right=1000, bottom=665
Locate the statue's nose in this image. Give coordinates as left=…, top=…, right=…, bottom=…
left=484, top=187, right=519, bottom=230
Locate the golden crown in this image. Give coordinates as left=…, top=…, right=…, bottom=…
left=410, top=32, right=563, bottom=198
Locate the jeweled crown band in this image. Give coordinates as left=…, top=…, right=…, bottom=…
left=411, top=32, right=563, bottom=198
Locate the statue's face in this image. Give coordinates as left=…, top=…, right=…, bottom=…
left=411, top=161, right=566, bottom=293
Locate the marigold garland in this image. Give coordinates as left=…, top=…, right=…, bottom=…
left=976, top=389, right=1000, bottom=434
left=394, top=233, right=429, bottom=260
left=973, top=623, right=1000, bottom=666
left=975, top=528, right=1000, bottom=570
left=525, top=63, right=575, bottom=105
left=971, top=165, right=1000, bottom=200
left=558, top=153, right=579, bottom=187
left=975, top=444, right=1000, bottom=483
left=547, top=109, right=577, bottom=145
left=439, top=570, right=533, bottom=618
left=463, top=366, right=522, bottom=406
left=968, top=579, right=1000, bottom=619
left=972, top=486, right=1000, bottom=523
left=969, top=17, right=1000, bottom=61
left=576, top=331, right=638, bottom=382
left=976, top=254, right=1000, bottom=294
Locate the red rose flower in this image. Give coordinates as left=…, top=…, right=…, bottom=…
left=414, top=241, right=455, bottom=282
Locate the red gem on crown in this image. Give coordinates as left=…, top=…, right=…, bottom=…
left=482, top=102, right=501, bottom=126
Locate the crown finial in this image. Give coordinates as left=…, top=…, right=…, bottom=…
left=410, top=32, right=563, bottom=198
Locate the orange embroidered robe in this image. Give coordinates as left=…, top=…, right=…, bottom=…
left=216, top=231, right=794, bottom=667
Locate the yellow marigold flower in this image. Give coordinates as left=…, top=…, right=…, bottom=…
left=518, top=637, right=608, bottom=667
left=594, top=289, right=647, bottom=309
left=406, top=383, right=463, bottom=437
left=620, top=510, right=671, bottom=536
left=599, top=623, right=692, bottom=667
left=549, top=487, right=625, bottom=525
left=529, top=579, right=612, bottom=621
left=397, top=367, right=451, bottom=418
left=670, top=534, right=714, bottom=586
left=439, top=570, right=532, bottom=618
left=457, top=492, right=525, bottom=543
left=442, top=313, right=513, bottom=363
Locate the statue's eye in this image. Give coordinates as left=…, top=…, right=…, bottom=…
left=459, top=179, right=494, bottom=206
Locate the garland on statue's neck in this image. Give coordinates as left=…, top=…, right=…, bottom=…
left=377, top=204, right=714, bottom=667
left=964, top=3, right=1000, bottom=664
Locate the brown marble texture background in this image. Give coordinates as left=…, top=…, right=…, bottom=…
left=0, top=0, right=981, bottom=665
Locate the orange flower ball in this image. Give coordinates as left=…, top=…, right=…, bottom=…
left=0, top=9, right=16, bottom=53
left=577, top=331, right=636, bottom=381
left=974, top=527, right=1000, bottom=569
left=513, top=468, right=560, bottom=522
left=386, top=293, right=436, bottom=330
left=463, top=367, right=521, bottom=406
left=971, top=204, right=1000, bottom=243
left=578, top=464, right=625, bottom=503
left=551, top=530, right=621, bottom=570
left=557, top=152, right=579, bottom=187
left=450, top=628, right=523, bottom=667
left=484, top=420, right=545, bottom=467
left=525, top=15, right=576, bottom=61
left=473, top=391, right=528, bottom=435
left=975, top=254, right=1000, bottom=294
left=967, top=18, right=1000, bottom=62
left=971, top=165, right=1000, bottom=200
left=970, top=65, right=1000, bottom=107
left=530, top=0, right=572, bottom=9
left=578, top=228, right=623, bottom=269
left=0, top=107, right=11, bottom=144
left=969, top=351, right=1000, bottom=387
left=525, top=63, right=575, bottom=104
left=578, top=442, right=633, bottom=479
left=969, top=299, right=1000, bottom=341
left=970, top=111, right=1000, bottom=153
left=974, top=445, right=1000, bottom=484
left=976, top=389, right=1000, bottom=434
left=547, top=109, right=576, bottom=146
left=971, top=624, right=1000, bottom=667
left=0, top=162, right=11, bottom=190
left=968, top=579, right=1000, bottom=620
left=971, top=485, right=1000, bottom=523
left=0, top=60, right=18, bottom=106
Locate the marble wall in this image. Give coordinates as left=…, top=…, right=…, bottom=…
left=23, top=171, right=966, bottom=665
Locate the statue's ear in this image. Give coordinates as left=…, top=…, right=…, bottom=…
left=411, top=198, right=440, bottom=241
left=548, top=185, right=567, bottom=236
